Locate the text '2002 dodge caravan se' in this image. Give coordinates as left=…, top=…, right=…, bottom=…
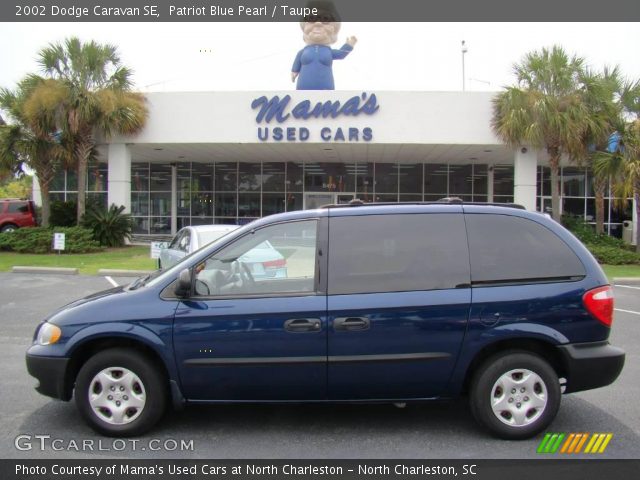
left=26, top=202, right=625, bottom=439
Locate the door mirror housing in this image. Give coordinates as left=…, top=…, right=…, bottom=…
left=175, top=268, right=192, bottom=298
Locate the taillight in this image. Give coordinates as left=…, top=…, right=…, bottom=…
left=583, top=286, right=614, bottom=327
left=262, top=259, right=286, bottom=269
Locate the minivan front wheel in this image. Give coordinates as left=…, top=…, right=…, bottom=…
left=470, top=351, right=560, bottom=439
left=75, top=348, right=166, bottom=437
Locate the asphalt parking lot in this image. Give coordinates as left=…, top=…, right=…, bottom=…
left=0, top=272, right=638, bottom=459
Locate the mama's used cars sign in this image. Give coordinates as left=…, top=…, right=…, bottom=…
left=250, top=92, right=378, bottom=142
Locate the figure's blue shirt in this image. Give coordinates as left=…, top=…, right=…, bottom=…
left=292, top=44, right=353, bottom=90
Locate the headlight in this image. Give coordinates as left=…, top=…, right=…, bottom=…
left=36, top=323, right=62, bottom=346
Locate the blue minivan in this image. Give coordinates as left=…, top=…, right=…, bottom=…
left=26, top=202, right=625, bottom=438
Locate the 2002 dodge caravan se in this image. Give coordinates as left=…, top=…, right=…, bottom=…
left=26, top=202, right=625, bottom=439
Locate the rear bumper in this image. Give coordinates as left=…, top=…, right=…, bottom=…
left=557, top=341, right=625, bottom=393
left=25, top=353, right=72, bottom=401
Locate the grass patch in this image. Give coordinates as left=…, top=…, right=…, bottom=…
left=0, top=245, right=156, bottom=275
left=601, top=264, right=640, bottom=280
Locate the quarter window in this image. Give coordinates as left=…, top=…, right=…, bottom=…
left=465, top=214, right=586, bottom=284
left=328, top=213, right=470, bottom=295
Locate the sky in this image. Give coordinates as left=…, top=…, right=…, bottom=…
left=1, top=22, right=639, bottom=94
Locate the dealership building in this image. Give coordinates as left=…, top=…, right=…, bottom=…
left=36, top=90, right=636, bottom=240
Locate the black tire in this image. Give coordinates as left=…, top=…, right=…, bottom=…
left=1, top=224, right=18, bottom=233
left=74, top=348, right=167, bottom=437
left=469, top=351, right=561, bottom=440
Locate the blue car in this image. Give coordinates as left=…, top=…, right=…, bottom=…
left=26, top=201, right=624, bottom=438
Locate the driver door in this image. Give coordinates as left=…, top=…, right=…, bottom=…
left=173, top=218, right=327, bottom=401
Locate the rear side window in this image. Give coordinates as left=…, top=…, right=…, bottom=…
left=465, top=214, right=586, bottom=284
left=328, top=213, right=470, bottom=295
left=7, top=202, right=29, bottom=213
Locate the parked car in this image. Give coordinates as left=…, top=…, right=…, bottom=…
left=26, top=202, right=624, bottom=438
left=159, top=225, right=288, bottom=280
left=159, top=225, right=239, bottom=269
left=0, top=198, right=37, bottom=232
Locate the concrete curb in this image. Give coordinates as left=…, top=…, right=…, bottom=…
left=98, top=269, right=155, bottom=277
left=612, top=277, right=640, bottom=286
left=12, top=266, right=78, bottom=275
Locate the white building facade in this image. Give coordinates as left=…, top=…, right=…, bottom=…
left=36, top=90, right=636, bottom=240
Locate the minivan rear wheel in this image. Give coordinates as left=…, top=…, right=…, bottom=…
left=470, top=351, right=560, bottom=439
left=75, top=348, right=166, bottom=437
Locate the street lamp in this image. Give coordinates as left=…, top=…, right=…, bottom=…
left=461, top=40, right=468, bottom=92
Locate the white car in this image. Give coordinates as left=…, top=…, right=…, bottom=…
left=159, top=225, right=239, bottom=269
left=159, top=225, right=288, bottom=281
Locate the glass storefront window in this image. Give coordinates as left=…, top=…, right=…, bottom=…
left=424, top=164, right=448, bottom=194
left=286, top=163, right=304, bottom=192
left=263, top=163, right=285, bottom=192
left=263, top=193, right=286, bottom=216
left=473, top=164, right=488, bottom=197
left=399, top=163, right=422, bottom=194
left=305, top=163, right=354, bottom=193
left=374, top=163, right=397, bottom=194
left=192, top=163, right=213, bottom=192
left=563, top=198, right=585, bottom=218
left=562, top=167, right=586, bottom=197
left=150, top=164, right=171, bottom=191
left=89, top=163, right=108, bottom=192
left=215, top=162, right=237, bottom=191
left=356, top=163, right=374, bottom=200
left=132, top=164, right=149, bottom=191
left=493, top=165, right=514, bottom=196
left=238, top=163, right=262, bottom=192
left=150, top=192, right=171, bottom=217
left=239, top=193, right=261, bottom=218
left=215, top=192, right=237, bottom=217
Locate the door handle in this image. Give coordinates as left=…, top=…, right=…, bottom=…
left=333, top=317, right=370, bottom=331
left=284, top=318, right=321, bottom=332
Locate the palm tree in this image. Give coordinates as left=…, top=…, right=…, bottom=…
left=590, top=77, right=640, bottom=238
left=492, top=46, right=598, bottom=222
left=0, top=76, right=65, bottom=227
left=25, top=37, right=148, bottom=223
left=580, top=67, right=626, bottom=235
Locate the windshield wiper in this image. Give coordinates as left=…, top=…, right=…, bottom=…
left=129, top=274, right=151, bottom=290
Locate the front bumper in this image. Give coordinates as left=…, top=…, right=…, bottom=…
left=25, top=353, right=72, bottom=401
left=557, top=341, right=625, bottom=393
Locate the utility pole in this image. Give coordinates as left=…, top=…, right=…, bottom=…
left=461, top=40, right=468, bottom=92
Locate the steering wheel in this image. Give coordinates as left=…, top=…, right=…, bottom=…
left=238, top=261, right=255, bottom=289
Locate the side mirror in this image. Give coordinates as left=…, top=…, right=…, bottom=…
left=174, top=268, right=192, bottom=298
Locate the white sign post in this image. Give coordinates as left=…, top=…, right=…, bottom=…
left=53, top=232, right=66, bottom=254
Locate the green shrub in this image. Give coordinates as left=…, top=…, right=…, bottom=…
left=49, top=200, right=77, bottom=227
left=0, top=227, right=101, bottom=253
left=587, top=244, right=640, bottom=265
left=82, top=204, right=132, bottom=247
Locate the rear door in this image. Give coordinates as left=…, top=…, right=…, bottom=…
left=326, top=208, right=472, bottom=399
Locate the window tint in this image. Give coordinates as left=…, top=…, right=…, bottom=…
left=328, top=213, right=470, bottom=295
left=194, top=220, right=317, bottom=297
left=465, top=214, right=586, bottom=284
left=7, top=202, right=28, bottom=213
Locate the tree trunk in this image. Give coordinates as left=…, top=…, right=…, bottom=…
left=548, top=151, right=561, bottom=223
left=635, top=188, right=640, bottom=254
left=40, top=181, right=51, bottom=228
left=75, top=133, right=93, bottom=224
left=594, top=177, right=607, bottom=235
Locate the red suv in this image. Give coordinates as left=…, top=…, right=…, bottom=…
left=0, top=198, right=37, bottom=232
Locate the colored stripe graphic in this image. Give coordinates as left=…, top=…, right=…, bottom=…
left=538, top=433, right=613, bottom=454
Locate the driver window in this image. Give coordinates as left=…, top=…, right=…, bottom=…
left=194, top=220, right=318, bottom=297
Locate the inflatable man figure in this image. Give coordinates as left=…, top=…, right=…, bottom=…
left=291, top=6, right=357, bottom=90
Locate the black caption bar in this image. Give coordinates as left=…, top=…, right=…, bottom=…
left=2, top=0, right=640, bottom=22
left=4, top=459, right=640, bottom=480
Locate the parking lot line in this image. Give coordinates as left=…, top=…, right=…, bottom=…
left=615, top=308, right=640, bottom=316
left=104, top=276, right=118, bottom=287
left=613, top=284, right=640, bottom=290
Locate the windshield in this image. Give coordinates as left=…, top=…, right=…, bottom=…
left=197, top=228, right=237, bottom=247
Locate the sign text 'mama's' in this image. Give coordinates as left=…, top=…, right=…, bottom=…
left=251, top=93, right=379, bottom=124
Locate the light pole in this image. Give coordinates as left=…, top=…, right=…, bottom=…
left=461, top=40, right=468, bottom=92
